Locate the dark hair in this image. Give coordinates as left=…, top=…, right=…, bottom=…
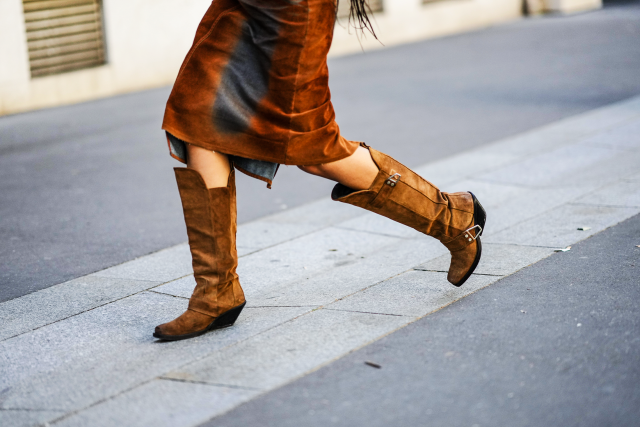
left=339, top=0, right=378, bottom=39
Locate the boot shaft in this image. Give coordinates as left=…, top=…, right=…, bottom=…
left=332, top=145, right=476, bottom=250
left=174, top=167, right=244, bottom=317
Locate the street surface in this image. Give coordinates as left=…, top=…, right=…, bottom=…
left=1, top=2, right=640, bottom=301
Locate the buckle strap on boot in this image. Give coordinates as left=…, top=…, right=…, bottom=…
left=369, top=172, right=401, bottom=209
left=464, top=224, right=483, bottom=241
left=445, top=224, right=483, bottom=252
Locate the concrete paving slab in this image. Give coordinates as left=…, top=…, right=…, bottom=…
left=0, top=409, right=64, bottom=427
left=478, top=140, right=640, bottom=197
left=436, top=178, right=524, bottom=203
left=558, top=140, right=640, bottom=188
left=0, top=292, right=308, bottom=417
left=236, top=199, right=360, bottom=254
left=484, top=186, right=603, bottom=235
left=236, top=221, right=319, bottom=256
left=485, top=203, right=640, bottom=248
left=327, top=270, right=497, bottom=317
left=416, top=243, right=555, bottom=276
left=0, top=276, right=161, bottom=342
left=55, top=379, right=256, bottom=427
left=248, top=236, right=447, bottom=307
left=573, top=179, right=640, bottom=209
left=253, top=197, right=358, bottom=227
left=476, top=143, right=617, bottom=188
left=237, top=227, right=402, bottom=298
left=479, top=127, right=586, bottom=159
left=164, top=309, right=410, bottom=390
left=479, top=97, right=640, bottom=159
left=626, top=172, right=640, bottom=182
left=581, top=117, right=640, bottom=152
left=151, top=275, right=195, bottom=299
left=412, top=151, right=520, bottom=188
left=337, top=211, right=423, bottom=239
left=92, top=244, right=192, bottom=282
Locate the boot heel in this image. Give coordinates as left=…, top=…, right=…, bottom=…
left=212, top=302, right=246, bottom=329
left=450, top=192, right=486, bottom=287
left=469, top=192, right=486, bottom=235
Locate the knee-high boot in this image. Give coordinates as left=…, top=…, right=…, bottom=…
left=154, top=167, right=246, bottom=340
left=331, top=144, right=486, bottom=287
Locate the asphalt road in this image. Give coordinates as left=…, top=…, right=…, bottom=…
left=205, top=215, right=640, bottom=427
left=1, top=1, right=640, bottom=302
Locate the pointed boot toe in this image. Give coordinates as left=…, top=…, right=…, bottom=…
left=153, top=309, right=215, bottom=341
left=154, top=303, right=246, bottom=341
left=447, top=239, right=482, bottom=286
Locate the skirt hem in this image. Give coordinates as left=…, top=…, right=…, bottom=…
left=162, top=122, right=359, bottom=167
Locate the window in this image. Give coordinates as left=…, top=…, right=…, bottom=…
left=23, top=0, right=106, bottom=78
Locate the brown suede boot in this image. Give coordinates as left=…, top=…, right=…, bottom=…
left=331, top=144, right=486, bottom=287
left=154, top=167, right=246, bottom=341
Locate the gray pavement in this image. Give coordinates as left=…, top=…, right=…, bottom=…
left=1, top=93, right=638, bottom=427
left=2, top=1, right=640, bottom=301
left=208, top=215, right=640, bottom=427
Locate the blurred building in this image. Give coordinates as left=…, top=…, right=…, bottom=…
left=0, top=0, right=601, bottom=116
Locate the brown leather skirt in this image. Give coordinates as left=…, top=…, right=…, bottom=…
left=162, top=0, right=358, bottom=168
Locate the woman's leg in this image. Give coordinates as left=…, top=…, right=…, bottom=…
left=154, top=144, right=245, bottom=341
left=298, top=146, right=378, bottom=191
left=186, top=143, right=231, bottom=188
left=299, top=144, right=486, bottom=287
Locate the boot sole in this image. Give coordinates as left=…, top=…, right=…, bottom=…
left=153, top=302, right=246, bottom=341
left=452, top=192, right=487, bottom=287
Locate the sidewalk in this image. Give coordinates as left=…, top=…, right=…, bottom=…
left=1, top=95, right=640, bottom=427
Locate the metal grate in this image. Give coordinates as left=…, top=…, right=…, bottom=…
left=336, top=0, right=383, bottom=20
left=22, top=0, right=106, bottom=78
